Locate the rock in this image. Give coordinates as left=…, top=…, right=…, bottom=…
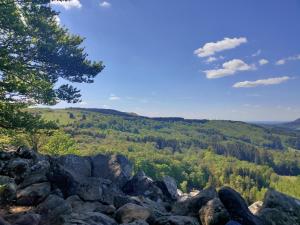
left=91, top=154, right=133, bottom=188
left=121, top=220, right=149, bottom=225
left=155, top=176, right=179, bottom=201
left=7, top=159, right=29, bottom=181
left=172, top=187, right=217, bottom=217
left=199, top=198, right=230, bottom=225
left=13, top=213, right=40, bottom=225
left=65, top=212, right=118, bottom=225
left=56, top=154, right=91, bottom=178
left=49, top=154, right=118, bottom=203
left=16, top=147, right=37, bottom=160
left=114, top=195, right=143, bottom=209
left=122, top=171, right=163, bottom=201
left=0, top=216, right=10, bottom=225
left=248, top=201, right=263, bottom=215
left=0, top=175, right=17, bottom=203
left=258, top=189, right=300, bottom=225
left=66, top=195, right=115, bottom=215
left=218, top=187, right=263, bottom=225
left=36, top=194, right=72, bottom=225
left=0, top=151, right=12, bottom=160
left=16, top=182, right=51, bottom=206
left=152, top=216, right=200, bottom=225
left=115, top=203, right=151, bottom=223
left=225, top=221, right=242, bottom=225
left=18, top=160, right=50, bottom=189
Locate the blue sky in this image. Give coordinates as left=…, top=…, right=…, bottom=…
left=50, top=0, right=300, bottom=121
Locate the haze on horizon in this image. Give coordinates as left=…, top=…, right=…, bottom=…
left=50, top=0, right=300, bottom=121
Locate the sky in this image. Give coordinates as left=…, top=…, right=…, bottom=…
left=50, top=0, right=300, bottom=121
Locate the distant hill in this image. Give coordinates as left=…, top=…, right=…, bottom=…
left=276, top=118, right=300, bottom=130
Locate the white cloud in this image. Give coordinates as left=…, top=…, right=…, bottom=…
left=109, top=94, right=120, bottom=101
left=233, top=76, right=290, bottom=88
left=204, top=59, right=255, bottom=79
left=206, top=57, right=217, bottom=63
left=100, top=1, right=111, bottom=8
left=252, top=49, right=262, bottom=57
left=276, top=59, right=286, bottom=65
left=194, top=37, right=247, bottom=58
left=50, top=0, right=82, bottom=10
left=276, top=54, right=300, bottom=65
left=259, top=59, right=269, bottom=65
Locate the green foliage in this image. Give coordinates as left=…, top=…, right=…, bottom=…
left=0, top=0, right=103, bottom=131
left=40, top=130, right=79, bottom=156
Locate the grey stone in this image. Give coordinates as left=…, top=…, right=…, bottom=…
left=17, top=182, right=51, bottom=206
left=218, top=187, right=263, bottom=225
left=115, top=203, right=151, bottom=223
left=172, top=187, right=217, bottom=217
left=199, top=198, right=230, bottom=225
left=153, top=216, right=200, bottom=225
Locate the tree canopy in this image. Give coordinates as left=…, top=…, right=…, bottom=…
left=0, top=0, right=104, bottom=130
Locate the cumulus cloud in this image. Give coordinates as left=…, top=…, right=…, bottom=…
left=259, top=59, right=269, bottom=65
left=204, top=59, right=255, bottom=79
left=194, top=37, right=247, bottom=58
left=233, top=76, right=290, bottom=88
left=100, top=1, right=111, bottom=8
left=276, top=54, right=300, bottom=65
left=50, top=0, right=82, bottom=10
left=109, top=94, right=120, bottom=101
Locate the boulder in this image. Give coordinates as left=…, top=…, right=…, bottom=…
left=13, top=213, right=40, bottom=225
left=91, top=154, right=133, bottom=188
left=18, top=160, right=50, bottom=189
left=152, top=216, right=200, bottom=225
left=65, top=212, right=118, bottom=225
left=248, top=201, right=263, bottom=215
left=172, top=187, right=217, bottom=217
left=115, top=203, right=151, bottom=223
left=55, top=154, right=91, bottom=178
left=114, top=195, right=143, bottom=209
left=121, top=220, right=149, bottom=225
left=16, top=182, right=51, bottom=206
left=6, top=158, right=29, bottom=182
left=66, top=195, right=115, bottom=215
left=0, top=151, right=12, bottom=160
left=258, top=189, right=300, bottom=225
left=155, top=176, right=179, bottom=201
left=199, top=198, right=230, bottom=225
left=0, top=216, right=10, bottom=225
left=218, top=187, right=263, bottom=225
left=0, top=175, right=16, bottom=203
left=122, top=171, right=163, bottom=201
left=36, top=194, right=72, bottom=225
left=16, top=148, right=37, bottom=160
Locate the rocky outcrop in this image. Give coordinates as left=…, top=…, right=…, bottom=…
left=218, top=187, right=263, bottom=225
left=115, top=203, right=151, bottom=223
left=0, top=148, right=299, bottom=225
left=172, top=187, right=217, bottom=217
left=122, top=171, right=164, bottom=201
left=199, top=198, right=229, bottom=225
left=258, top=189, right=300, bottom=225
